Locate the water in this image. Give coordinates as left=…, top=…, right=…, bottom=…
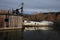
left=0, top=30, right=60, bottom=40
left=24, top=30, right=60, bottom=40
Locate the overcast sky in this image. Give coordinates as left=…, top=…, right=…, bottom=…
left=0, top=0, right=60, bottom=13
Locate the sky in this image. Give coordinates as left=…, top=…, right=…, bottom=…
left=0, top=0, right=60, bottom=14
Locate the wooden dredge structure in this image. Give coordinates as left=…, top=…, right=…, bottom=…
left=0, top=14, right=23, bottom=31
left=0, top=1, right=25, bottom=40
left=0, top=1, right=24, bottom=31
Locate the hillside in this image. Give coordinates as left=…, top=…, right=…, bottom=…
left=23, top=12, right=60, bottom=22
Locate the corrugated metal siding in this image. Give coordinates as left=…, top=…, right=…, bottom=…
left=0, top=15, right=5, bottom=28
left=0, top=15, right=23, bottom=28
left=9, top=16, right=22, bottom=28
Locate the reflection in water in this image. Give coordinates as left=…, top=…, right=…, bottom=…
left=24, top=27, right=53, bottom=31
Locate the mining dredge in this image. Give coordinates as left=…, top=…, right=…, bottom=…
left=0, top=1, right=25, bottom=40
